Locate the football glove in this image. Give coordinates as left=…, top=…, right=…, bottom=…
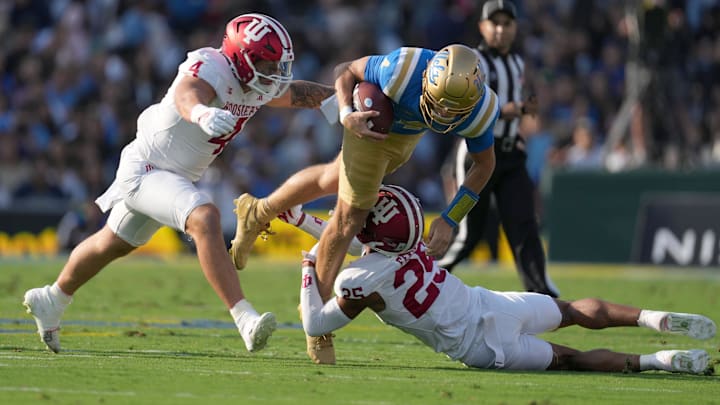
left=190, top=104, right=236, bottom=137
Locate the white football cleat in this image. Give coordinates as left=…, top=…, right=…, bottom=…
left=241, top=312, right=277, bottom=352
left=656, top=349, right=711, bottom=374
left=23, top=286, right=67, bottom=353
left=661, top=312, right=716, bottom=340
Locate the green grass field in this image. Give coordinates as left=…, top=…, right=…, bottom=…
left=2, top=256, right=719, bottom=404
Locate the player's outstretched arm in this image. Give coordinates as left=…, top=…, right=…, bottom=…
left=175, top=74, right=216, bottom=118
left=265, top=80, right=335, bottom=108
left=300, top=247, right=354, bottom=337
left=427, top=147, right=495, bottom=257
left=300, top=246, right=384, bottom=337
left=278, top=205, right=364, bottom=256
left=175, top=76, right=237, bottom=138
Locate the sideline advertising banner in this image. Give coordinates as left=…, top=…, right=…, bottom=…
left=632, top=193, right=720, bottom=266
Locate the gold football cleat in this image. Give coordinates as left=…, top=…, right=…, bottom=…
left=306, top=334, right=336, bottom=365
left=298, top=303, right=336, bottom=365
left=229, top=193, right=273, bottom=270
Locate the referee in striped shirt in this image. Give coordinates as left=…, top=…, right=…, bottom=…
left=438, top=0, right=559, bottom=297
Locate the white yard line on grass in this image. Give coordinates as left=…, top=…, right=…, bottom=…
left=0, top=386, right=137, bottom=396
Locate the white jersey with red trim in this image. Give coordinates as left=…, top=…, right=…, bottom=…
left=134, top=47, right=272, bottom=182
left=334, top=243, right=487, bottom=361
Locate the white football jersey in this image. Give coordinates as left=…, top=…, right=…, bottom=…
left=334, top=245, right=487, bottom=361
left=133, top=47, right=272, bottom=182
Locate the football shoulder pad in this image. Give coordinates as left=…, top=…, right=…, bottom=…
left=180, top=47, right=234, bottom=96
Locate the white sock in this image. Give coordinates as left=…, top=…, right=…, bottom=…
left=640, top=350, right=680, bottom=372
left=50, top=282, right=73, bottom=306
left=639, top=352, right=665, bottom=371
left=637, top=310, right=668, bottom=332
left=229, top=299, right=258, bottom=331
left=297, top=214, right=323, bottom=240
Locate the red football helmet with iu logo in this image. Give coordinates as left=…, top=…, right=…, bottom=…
left=221, top=13, right=294, bottom=97
left=357, top=185, right=425, bottom=255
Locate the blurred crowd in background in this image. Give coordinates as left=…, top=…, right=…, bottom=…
left=1, top=0, right=719, bottom=245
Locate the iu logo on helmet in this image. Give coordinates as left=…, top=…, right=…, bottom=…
left=371, top=197, right=400, bottom=225
left=243, top=18, right=272, bottom=44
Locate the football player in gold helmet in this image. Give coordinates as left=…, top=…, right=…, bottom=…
left=230, top=43, right=500, bottom=365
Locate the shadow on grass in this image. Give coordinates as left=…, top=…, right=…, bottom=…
left=2, top=342, right=716, bottom=381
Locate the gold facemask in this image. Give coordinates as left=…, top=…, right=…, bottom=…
left=420, top=44, right=485, bottom=133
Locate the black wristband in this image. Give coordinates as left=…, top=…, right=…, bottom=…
left=520, top=104, right=527, bottom=115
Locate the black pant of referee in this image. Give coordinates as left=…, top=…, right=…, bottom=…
left=438, top=135, right=560, bottom=297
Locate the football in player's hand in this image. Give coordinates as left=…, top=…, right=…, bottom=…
left=352, top=82, right=394, bottom=134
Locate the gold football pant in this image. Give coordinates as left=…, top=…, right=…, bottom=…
left=338, top=131, right=422, bottom=209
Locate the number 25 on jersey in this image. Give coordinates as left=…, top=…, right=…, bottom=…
left=394, top=256, right=446, bottom=318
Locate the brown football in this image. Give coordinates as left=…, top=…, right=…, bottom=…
left=352, top=82, right=394, bottom=134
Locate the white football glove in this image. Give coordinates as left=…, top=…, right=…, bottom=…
left=190, top=104, right=236, bottom=138
left=277, top=205, right=305, bottom=226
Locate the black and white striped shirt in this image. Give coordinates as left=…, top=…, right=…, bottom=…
left=474, top=45, right=524, bottom=140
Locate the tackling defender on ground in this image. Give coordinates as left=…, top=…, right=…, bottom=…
left=283, top=185, right=715, bottom=373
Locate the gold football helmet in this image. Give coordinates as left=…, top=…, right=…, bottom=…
left=420, top=44, right=485, bottom=133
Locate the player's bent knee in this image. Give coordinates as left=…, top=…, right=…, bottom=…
left=318, top=162, right=340, bottom=191
left=564, top=298, right=605, bottom=328
left=554, top=299, right=575, bottom=327
left=96, top=228, right=136, bottom=257
left=186, top=204, right=222, bottom=236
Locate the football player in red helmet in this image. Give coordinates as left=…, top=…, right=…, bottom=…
left=23, top=13, right=335, bottom=355
left=284, top=185, right=715, bottom=374
left=221, top=13, right=294, bottom=97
